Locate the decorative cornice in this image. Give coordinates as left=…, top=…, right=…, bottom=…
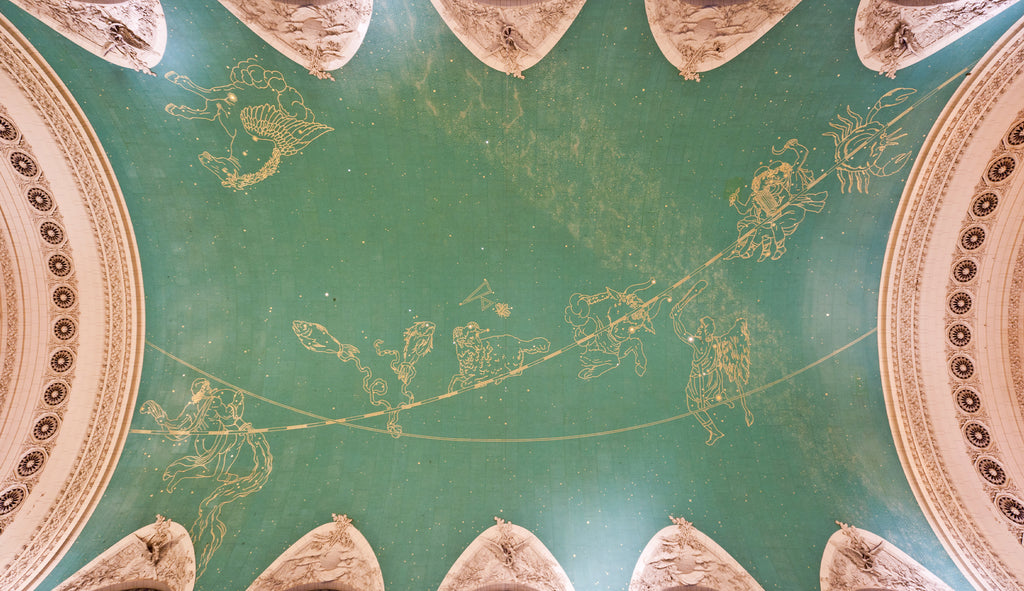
left=878, top=11, right=1024, bottom=591
left=0, top=11, right=145, bottom=591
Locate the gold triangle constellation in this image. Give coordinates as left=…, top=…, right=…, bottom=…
left=460, top=279, right=494, bottom=308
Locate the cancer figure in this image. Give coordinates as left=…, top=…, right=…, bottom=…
left=670, top=303, right=752, bottom=446
left=565, top=279, right=664, bottom=380
left=725, top=139, right=827, bottom=262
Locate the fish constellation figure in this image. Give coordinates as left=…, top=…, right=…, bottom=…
left=725, top=139, right=827, bottom=262
left=165, top=58, right=333, bottom=190
left=292, top=319, right=435, bottom=437
left=448, top=322, right=550, bottom=391
left=140, top=378, right=273, bottom=576
left=824, top=87, right=914, bottom=193
left=670, top=300, right=752, bottom=446
left=564, top=279, right=664, bottom=380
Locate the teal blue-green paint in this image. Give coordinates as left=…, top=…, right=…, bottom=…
left=2, top=0, right=1021, bottom=589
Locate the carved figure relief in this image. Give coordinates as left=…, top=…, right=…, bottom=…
left=438, top=517, right=574, bottom=591
left=671, top=294, right=753, bottom=446
left=217, top=0, right=373, bottom=80
left=140, top=380, right=273, bottom=576
left=293, top=319, right=436, bottom=437
left=248, top=514, right=385, bottom=591
left=165, top=58, right=333, bottom=190
left=855, top=0, right=1020, bottom=78
left=449, top=322, right=550, bottom=391
left=53, top=516, right=195, bottom=591
left=820, top=522, right=954, bottom=591
left=645, top=0, right=803, bottom=81
left=430, top=0, right=587, bottom=78
left=7, top=0, right=165, bottom=73
left=630, top=516, right=764, bottom=591
left=564, top=279, right=665, bottom=380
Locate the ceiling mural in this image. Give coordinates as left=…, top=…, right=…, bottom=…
left=0, top=1, right=1023, bottom=590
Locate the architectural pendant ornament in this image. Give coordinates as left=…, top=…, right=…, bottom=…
left=248, top=514, right=384, bottom=591
left=645, top=0, right=802, bottom=81
left=430, top=0, right=586, bottom=78
left=216, top=0, right=373, bottom=80
left=6, top=0, right=166, bottom=74
left=438, top=516, right=574, bottom=591
left=820, top=522, right=953, bottom=591
left=855, top=0, right=1021, bottom=78
left=53, top=516, right=196, bottom=591
left=630, top=516, right=764, bottom=591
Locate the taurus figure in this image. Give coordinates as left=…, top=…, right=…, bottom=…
left=165, top=58, right=333, bottom=190
left=565, top=279, right=665, bottom=380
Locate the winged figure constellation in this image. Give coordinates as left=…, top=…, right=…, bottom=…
left=165, top=58, right=333, bottom=190
left=670, top=293, right=752, bottom=446
left=140, top=378, right=273, bottom=575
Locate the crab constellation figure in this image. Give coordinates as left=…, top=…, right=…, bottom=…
left=824, top=87, right=915, bottom=193
left=726, top=139, right=827, bottom=262
left=670, top=298, right=752, bottom=446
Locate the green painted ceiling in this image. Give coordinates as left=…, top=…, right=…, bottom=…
left=3, top=1, right=1023, bottom=589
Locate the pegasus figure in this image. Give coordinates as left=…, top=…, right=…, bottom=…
left=165, top=58, right=333, bottom=190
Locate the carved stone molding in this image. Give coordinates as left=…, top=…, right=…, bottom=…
left=248, top=514, right=385, bottom=591
left=217, top=0, right=372, bottom=80
left=437, top=517, right=574, bottom=591
left=53, top=516, right=196, bottom=591
left=820, top=523, right=953, bottom=591
left=645, top=0, right=803, bottom=81
left=430, top=0, right=586, bottom=78
left=879, top=11, right=1024, bottom=591
left=6, top=0, right=166, bottom=74
left=855, top=0, right=1021, bottom=78
left=0, top=11, right=145, bottom=591
left=629, top=516, right=764, bottom=591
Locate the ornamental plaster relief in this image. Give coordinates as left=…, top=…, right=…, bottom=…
left=644, top=0, right=802, bottom=81
left=820, top=522, right=953, bottom=591
left=0, top=11, right=144, bottom=591
left=216, top=0, right=372, bottom=80
left=248, top=514, right=384, bottom=591
left=878, top=11, right=1024, bottom=591
left=855, top=0, right=1021, bottom=78
left=53, top=515, right=195, bottom=591
left=6, top=0, right=165, bottom=74
left=437, top=517, right=574, bottom=591
left=430, top=0, right=586, bottom=78
left=629, top=516, right=764, bottom=591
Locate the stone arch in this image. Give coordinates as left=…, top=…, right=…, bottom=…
left=247, top=514, right=384, bottom=591
left=53, top=516, right=195, bottom=591
left=629, top=517, right=762, bottom=591
left=437, top=517, right=573, bottom=591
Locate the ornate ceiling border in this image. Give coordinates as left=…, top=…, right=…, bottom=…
left=879, top=12, right=1024, bottom=591
left=0, top=11, right=144, bottom=591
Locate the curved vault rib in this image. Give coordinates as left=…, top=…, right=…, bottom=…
left=855, top=0, right=1021, bottom=78
left=6, top=0, right=165, bottom=74
left=629, top=516, right=764, bottom=591
left=438, top=517, right=574, bottom=591
left=820, top=523, right=953, bottom=591
left=879, top=10, right=1024, bottom=591
left=247, top=514, right=384, bottom=591
left=216, top=0, right=373, bottom=81
left=53, top=516, right=195, bottom=591
left=644, top=0, right=803, bottom=82
left=430, top=0, right=586, bottom=78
